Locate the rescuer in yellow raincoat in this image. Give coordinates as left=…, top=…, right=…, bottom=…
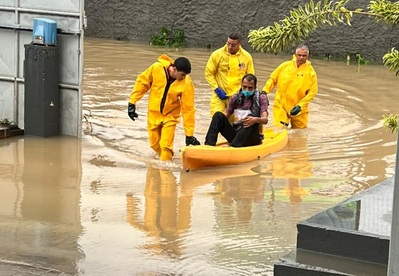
left=128, top=55, right=200, bottom=161
left=262, top=44, right=318, bottom=128
left=205, top=33, right=255, bottom=117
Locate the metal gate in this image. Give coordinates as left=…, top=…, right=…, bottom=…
left=0, top=0, right=85, bottom=137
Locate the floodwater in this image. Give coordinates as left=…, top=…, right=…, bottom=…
left=0, top=37, right=398, bottom=275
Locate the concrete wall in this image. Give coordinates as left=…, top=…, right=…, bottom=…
left=84, top=0, right=399, bottom=63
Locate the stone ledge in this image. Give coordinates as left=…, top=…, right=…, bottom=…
left=274, top=249, right=387, bottom=276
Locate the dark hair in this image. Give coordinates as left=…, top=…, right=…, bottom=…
left=228, top=33, right=242, bottom=43
left=242, top=73, right=257, bottom=86
left=174, top=57, right=191, bottom=74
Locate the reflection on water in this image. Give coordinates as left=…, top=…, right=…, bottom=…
left=260, top=131, right=312, bottom=203
left=312, top=200, right=361, bottom=230
left=214, top=173, right=265, bottom=224
left=0, top=37, right=398, bottom=274
left=126, top=167, right=191, bottom=258
left=0, top=136, right=83, bottom=274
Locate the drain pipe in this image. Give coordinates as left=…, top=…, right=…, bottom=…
left=388, top=132, right=399, bottom=275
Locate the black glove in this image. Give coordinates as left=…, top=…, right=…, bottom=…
left=290, top=105, right=301, bottom=116
left=128, top=103, right=138, bottom=121
left=186, top=136, right=201, bottom=146
left=214, top=87, right=227, bottom=100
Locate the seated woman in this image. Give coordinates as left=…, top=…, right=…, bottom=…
left=204, top=74, right=269, bottom=147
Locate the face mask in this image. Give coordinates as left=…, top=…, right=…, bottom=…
left=242, top=90, right=254, bottom=97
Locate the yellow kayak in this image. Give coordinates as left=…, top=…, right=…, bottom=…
left=180, top=127, right=288, bottom=171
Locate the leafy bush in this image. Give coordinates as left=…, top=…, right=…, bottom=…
left=150, top=27, right=184, bottom=47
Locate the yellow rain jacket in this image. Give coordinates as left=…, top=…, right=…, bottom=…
left=263, top=55, right=318, bottom=128
left=129, top=54, right=196, bottom=160
left=205, top=45, right=255, bottom=116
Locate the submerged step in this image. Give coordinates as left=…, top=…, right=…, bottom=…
left=274, top=249, right=387, bottom=276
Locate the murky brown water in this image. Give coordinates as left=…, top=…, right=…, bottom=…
left=0, top=37, right=398, bottom=275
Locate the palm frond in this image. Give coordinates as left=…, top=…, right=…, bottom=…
left=368, top=0, right=399, bottom=26
left=383, top=48, right=399, bottom=75
left=248, top=0, right=359, bottom=53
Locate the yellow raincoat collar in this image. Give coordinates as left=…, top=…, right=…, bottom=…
left=157, top=54, right=174, bottom=67
left=223, top=44, right=244, bottom=56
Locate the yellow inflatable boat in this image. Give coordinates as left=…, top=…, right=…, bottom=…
left=180, top=127, right=288, bottom=171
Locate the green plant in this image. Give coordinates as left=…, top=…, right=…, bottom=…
left=150, top=27, right=184, bottom=47
left=383, top=48, right=399, bottom=76
left=383, top=114, right=398, bottom=133
left=355, top=53, right=369, bottom=72
left=356, top=54, right=369, bottom=65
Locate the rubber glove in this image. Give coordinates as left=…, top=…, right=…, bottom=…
left=186, top=136, right=201, bottom=146
left=128, top=103, right=138, bottom=121
left=214, top=87, right=227, bottom=100
left=290, top=105, right=301, bottom=116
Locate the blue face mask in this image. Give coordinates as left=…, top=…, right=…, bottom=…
left=242, top=90, right=254, bottom=97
